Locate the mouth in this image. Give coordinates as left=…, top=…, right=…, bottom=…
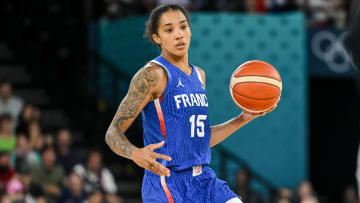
left=175, top=42, right=186, bottom=49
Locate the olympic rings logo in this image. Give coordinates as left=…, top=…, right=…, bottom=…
left=311, top=30, right=353, bottom=73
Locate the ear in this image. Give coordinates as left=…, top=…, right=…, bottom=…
left=152, top=33, right=161, bottom=45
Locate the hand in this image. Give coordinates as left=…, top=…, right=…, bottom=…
left=130, top=141, right=172, bottom=177
left=44, top=184, right=60, bottom=195
left=242, top=104, right=277, bottom=120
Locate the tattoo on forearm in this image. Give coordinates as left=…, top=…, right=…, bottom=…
left=105, top=65, right=159, bottom=158
left=105, top=125, right=134, bottom=159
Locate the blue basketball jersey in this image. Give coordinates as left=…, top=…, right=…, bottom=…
left=141, top=55, right=211, bottom=172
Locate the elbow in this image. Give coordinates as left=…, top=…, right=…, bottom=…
left=104, top=128, right=111, bottom=146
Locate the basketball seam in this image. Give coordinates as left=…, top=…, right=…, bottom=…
left=233, top=74, right=282, bottom=82
left=229, top=88, right=272, bottom=113
left=233, top=81, right=281, bottom=90
left=233, top=89, right=280, bottom=100
left=230, top=76, right=282, bottom=90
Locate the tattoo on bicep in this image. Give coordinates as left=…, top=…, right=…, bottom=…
left=105, top=65, right=159, bottom=158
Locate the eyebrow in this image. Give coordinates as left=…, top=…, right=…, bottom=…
left=161, top=19, right=187, bottom=28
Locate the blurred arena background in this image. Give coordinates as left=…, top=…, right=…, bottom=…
left=0, top=0, right=359, bottom=203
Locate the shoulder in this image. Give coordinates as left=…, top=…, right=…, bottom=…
left=101, top=167, right=114, bottom=176
left=131, top=62, right=167, bottom=86
left=196, top=66, right=206, bottom=77
left=130, top=62, right=168, bottom=98
left=145, top=62, right=168, bottom=79
left=195, top=66, right=206, bottom=85
left=73, top=164, right=86, bottom=176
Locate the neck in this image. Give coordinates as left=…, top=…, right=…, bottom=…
left=161, top=52, right=188, bottom=69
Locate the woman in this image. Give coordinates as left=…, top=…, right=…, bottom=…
left=105, top=3, right=275, bottom=202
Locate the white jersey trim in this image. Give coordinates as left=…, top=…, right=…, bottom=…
left=194, top=66, right=204, bottom=87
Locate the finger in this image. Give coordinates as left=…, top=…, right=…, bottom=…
left=149, top=161, right=170, bottom=177
left=152, top=152, right=172, bottom=161
left=148, top=141, right=165, bottom=151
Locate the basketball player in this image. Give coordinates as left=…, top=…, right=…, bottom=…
left=105, top=4, right=276, bottom=202
left=345, top=0, right=360, bottom=197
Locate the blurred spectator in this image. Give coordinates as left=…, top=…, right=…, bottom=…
left=244, top=0, right=266, bottom=13
left=1, top=179, right=25, bottom=203
left=217, top=0, right=245, bottom=12
left=343, top=185, right=358, bottom=203
left=103, top=0, right=125, bottom=20
left=156, top=0, right=192, bottom=9
left=28, top=120, right=45, bottom=152
left=273, top=187, right=294, bottom=203
left=234, top=168, right=265, bottom=203
left=11, top=135, right=41, bottom=173
left=270, top=0, right=299, bottom=13
left=0, top=114, right=16, bottom=152
left=327, top=0, right=347, bottom=28
left=73, top=150, right=119, bottom=199
left=55, top=128, right=81, bottom=175
left=0, top=79, right=24, bottom=131
left=31, top=146, right=65, bottom=203
left=306, top=0, right=334, bottom=27
left=295, top=181, right=319, bottom=203
left=59, top=173, right=87, bottom=203
left=16, top=104, right=40, bottom=136
left=142, top=0, right=156, bottom=13
left=0, top=152, right=15, bottom=195
left=17, top=170, right=46, bottom=203
left=87, top=190, right=104, bottom=203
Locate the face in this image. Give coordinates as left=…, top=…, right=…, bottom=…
left=17, top=135, right=29, bottom=152
left=236, top=170, right=249, bottom=185
left=0, top=118, right=12, bottom=133
left=245, top=0, right=257, bottom=12
left=43, top=149, right=56, bottom=168
left=298, top=181, right=312, bottom=197
left=153, top=10, right=191, bottom=57
left=0, top=83, right=11, bottom=99
left=69, top=173, right=83, bottom=194
left=88, top=152, right=102, bottom=171
left=0, top=153, right=10, bottom=166
left=23, top=105, right=34, bottom=120
left=58, top=129, right=71, bottom=148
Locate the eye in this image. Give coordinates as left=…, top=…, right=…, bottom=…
left=181, top=25, right=187, bottom=30
left=166, top=28, right=173, bottom=33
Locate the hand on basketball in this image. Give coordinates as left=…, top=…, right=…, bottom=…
left=242, top=104, right=277, bottom=120
left=131, top=141, right=172, bottom=177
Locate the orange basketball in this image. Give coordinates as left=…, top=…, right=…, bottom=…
left=229, top=60, right=282, bottom=113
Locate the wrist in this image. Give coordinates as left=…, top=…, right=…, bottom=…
left=239, top=112, right=256, bottom=122
left=129, top=147, right=140, bottom=161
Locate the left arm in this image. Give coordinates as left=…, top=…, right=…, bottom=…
left=196, top=67, right=275, bottom=148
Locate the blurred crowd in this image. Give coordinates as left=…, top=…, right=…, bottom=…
left=100, top=0, right=353, bottom=28
left=233, top=168, right=359, bottom=203
left=0, top=78, right=123, bottom=202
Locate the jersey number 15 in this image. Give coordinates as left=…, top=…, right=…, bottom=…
left=189, top=115, right=207, bottom=137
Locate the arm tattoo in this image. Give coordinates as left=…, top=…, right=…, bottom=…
left=105, top=65, right=159, bottom=159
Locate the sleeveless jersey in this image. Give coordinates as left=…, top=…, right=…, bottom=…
left=141, top=56, right=211, bottom=171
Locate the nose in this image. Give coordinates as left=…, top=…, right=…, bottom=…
left=175, top=29, right=183, bottom=40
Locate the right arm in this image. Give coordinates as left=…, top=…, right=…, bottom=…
left=105, top=63, right=171, bottom=176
